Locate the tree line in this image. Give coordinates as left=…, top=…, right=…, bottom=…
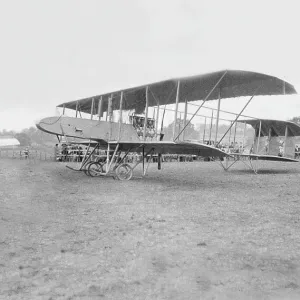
left=0, top=127, right=57, bottom=146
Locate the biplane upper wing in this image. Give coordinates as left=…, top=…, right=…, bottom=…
left=108, top=140, right=227, bottom=157
left=56, top=70, right=297, bottom=115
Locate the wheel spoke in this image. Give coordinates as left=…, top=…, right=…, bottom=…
left=116, top=163, right=133, bottom=180
left=88, top=162, right=104, bottom=177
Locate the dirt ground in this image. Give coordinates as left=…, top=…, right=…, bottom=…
left=1, top=158, right=300, bottom=300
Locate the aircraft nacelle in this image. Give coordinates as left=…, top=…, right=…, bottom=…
left=36, top=116, right=140, bottom=142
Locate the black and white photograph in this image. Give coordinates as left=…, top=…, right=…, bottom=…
left=1, top=1, right=300, bottom=299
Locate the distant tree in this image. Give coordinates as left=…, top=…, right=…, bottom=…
left=289, top=116, right=300, bottom=124
left=163, top=118, right=199, bottom=140
left=20, top=126, right=57, bottom=145
left=0, top=129, right=16, bottom=136
left=15, top=132, right=31, bottom=146
left=23, top=126, right=37, bottom=135
left=1, top=126, right=56, bottom=146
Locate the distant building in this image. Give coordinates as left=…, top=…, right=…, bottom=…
left=0, top=136, right=20, bottom=147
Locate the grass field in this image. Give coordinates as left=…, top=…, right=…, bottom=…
left=1, top=158, right=300, bottom=300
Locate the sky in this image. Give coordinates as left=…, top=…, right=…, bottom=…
left=1, top=0, right=300, bottom=131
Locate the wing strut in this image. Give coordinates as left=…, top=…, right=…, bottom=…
left=90, top=98, right=94, bottom=120
left=172, top=81, right=180, bottom=141
left=98, top=96, right=103, bottom=121
left=283, top=125, right=288, bottom=156
left=217, top=83, right=262, bottom=146
left=233, top=120, right=238, bottom=144
left=155, top=104, right=160, bottom=137
left=219, top=155, right=259, bottom=174
left=256, top=121, right=262, bottom=153
left=149, top=85, right=176, bottom=140
left=174, top=70, right=227, bottom=141
left=143, top=87, right=149, bottom=141
left=160, top=106, right=166, bottom=140
left=209, top=110, right=214, bottom=144
left=242, top=122, right=247, bottom=150
left=214, top=89, right=221, bottom=145
left=203, top=117, right=207, bottom=142
left=118, top=92, right=124, bottom=141
left=228, top=121, right=232, bottom=148
left=182, top=98, right=188, bottom=141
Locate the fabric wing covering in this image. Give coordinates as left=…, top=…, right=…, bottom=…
left=108, top=141, right=228, bottom=157
left=231, top=154, right=299, bottom=162
left=57, top=70, right=297, bottom=115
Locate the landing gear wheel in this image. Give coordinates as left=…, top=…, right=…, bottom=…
left=115, top=163, right=133, bottom=181
left=88, top=162, right=104, bottom=177
left=83, top=161, right=94, bottom=176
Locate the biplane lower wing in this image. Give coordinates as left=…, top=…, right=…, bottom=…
left=58, top=138, right=228, bottom=158
left=230, top=153, right=299, bottom=162
left=108, top=140, right=227, bottom=157
left=57, top=139, right=228, bottom=180
left=219, top=153, right=299, bottom=174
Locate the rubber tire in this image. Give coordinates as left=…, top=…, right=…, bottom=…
left=83, top=161, right=94, bottom=176
left=88, top=162, right=104, bottom=177
left=115, top=163, right=133, bottom=181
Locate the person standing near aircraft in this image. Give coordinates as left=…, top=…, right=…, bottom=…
left=24, top=147, right=29, bottom=159
left=295, top=145, right=299, bottom=159
left=264, top=137, right=270, bottom=154
left=278, top=139, right=284, bottom=157
left=54, top=144, right=59, bottom=161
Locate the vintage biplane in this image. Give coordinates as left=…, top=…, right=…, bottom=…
left=36, top=70, right=298, bottom=180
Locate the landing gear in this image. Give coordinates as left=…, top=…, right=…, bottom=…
left=73, top=143, right=155, bottom=181
left=218, top=155, right=259, bottom=174
left=83, top=161, right=94, bottom=176
left=115, top=163, right=133, bottom=181
left=87, top=162, right=105, bottom=177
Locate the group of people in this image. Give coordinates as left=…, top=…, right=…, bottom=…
left=131, top=115, right=156, bottom=138
left=55, top=144, right=85, bottom=162
left=263, top=138, right=300, bottom=158
left=20, top=147, right=29, bottom=159
left=206, top=140, right=245, bottom=154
